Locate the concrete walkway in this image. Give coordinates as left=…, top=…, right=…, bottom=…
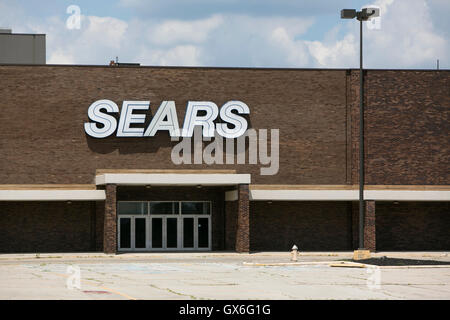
left=0, top=251, right=448, bottom=261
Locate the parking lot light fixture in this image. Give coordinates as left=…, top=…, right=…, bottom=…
left=340, top=8, right=379, bottom=251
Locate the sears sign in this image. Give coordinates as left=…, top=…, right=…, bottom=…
left=84, top=100, right=249, bottom=139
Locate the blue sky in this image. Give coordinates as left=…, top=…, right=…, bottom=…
left=1, top=0, right=448, bottom=68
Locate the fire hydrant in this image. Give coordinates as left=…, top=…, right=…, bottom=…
left=291, top=244, right=299, bottom=261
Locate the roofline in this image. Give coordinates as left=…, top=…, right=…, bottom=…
left=0, top=33, right=45, bottom=36
left=0, top=63, right=447, bottom=72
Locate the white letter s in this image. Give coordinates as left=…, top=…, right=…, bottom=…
left=84, top=99, right=119, bottom=138
left=216, top=101, right=250, bottom=138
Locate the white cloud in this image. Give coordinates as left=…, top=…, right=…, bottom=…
left=364, top=0, right=448, bottom=68
left=137, top=45, right=202, bottom=66
left=150, top=15, right=223, bottom=46
left=23, top=14, right=128, bottom=64
left=82, top=16, right=128, bottom=49
left=298, top=0, right=449, bottom=69
left=269, top=27, right=311, bottom=66
left=1, top=0, right=448, bottom=68
left=38, top=13, right=315, bottom=67
left=47, top=49, right=75, bottom=64
left=306, top=34, right=357, bottom=67
left=200, top=15, right=315, bottom=67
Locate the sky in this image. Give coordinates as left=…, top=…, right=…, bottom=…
left=0, top=0, right=448, bottom=69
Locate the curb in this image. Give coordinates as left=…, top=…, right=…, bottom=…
left=376, top=265, right=450, bottom=269
left=329, top=262, right=450, bottom=269
left=244, top=261, right=450, bottom=269
left=243, top=261, right=342, bottom=266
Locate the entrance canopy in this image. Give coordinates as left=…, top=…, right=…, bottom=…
left=95, top=169, right=251, bottom=186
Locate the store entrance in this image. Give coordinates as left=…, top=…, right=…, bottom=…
left=118, top=201, right=211, bottom=251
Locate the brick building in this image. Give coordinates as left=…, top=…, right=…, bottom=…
left=0, top=65, right=448, bottom=253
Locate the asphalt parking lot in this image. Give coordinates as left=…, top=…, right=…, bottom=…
left=0, top=252, right=449, bottom=300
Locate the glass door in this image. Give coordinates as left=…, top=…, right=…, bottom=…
left=118, top=201, right=211, bottom=251
left=181, top=216, right=211, bottom=250
left=118, top=216, right=148, bottom=251
left=181, top=201, right=211, bottom=250
left=134, top=217, right=146, bottom=249
left=118, top=202, right=148, bottom=251
left=166, top=217, right=178, bottom=249
left=182, top=217, right=194, bottom=249
left=150, top=217, right=163, bottom=249
left=148, top=216, right=181, bottom=250
left=197, top=217, right=210, bottom=249
left=119, top=217, right=131, bottom=250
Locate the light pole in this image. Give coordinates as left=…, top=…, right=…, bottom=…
left=341, top=8, right=379, bottom=251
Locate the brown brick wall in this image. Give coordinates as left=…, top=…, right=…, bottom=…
left=95, top=201, right=104, bottom=251
left=0, top=66, right=447, bottom=186
left=89, top=201, right=96, bottom=251
left=376, top=201, right=450, bottom=250
left=250, top=201, right=353, bottom=251
left=225, top=201, right=238, bottom=250
left=350, top=70, right=450, bottom=185
left=0, top=201, right=94, bottom=253
left=0, top=66, right=348, bottom=185
left=351, top=202, right=359, bottom=249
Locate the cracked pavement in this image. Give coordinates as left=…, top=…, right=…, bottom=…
left=0, top=252, right=449, bottom=300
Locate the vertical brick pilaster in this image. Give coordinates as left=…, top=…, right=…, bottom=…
left=235, top=184, right=250, bottom=253
left=104, top=184, right=117, bottom=254
left=352, top=200, right=376, bottom=251
left=364, top=200, right=376, bottom=252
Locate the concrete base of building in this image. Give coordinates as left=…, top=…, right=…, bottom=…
left=353, top=249, right=371, bottom=260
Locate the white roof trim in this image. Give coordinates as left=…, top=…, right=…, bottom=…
left=365, top=190, right=450, bottom=201
left=0, top=190, right=106, bottom=201
left=248, top=189, right=450, bottom=201
left=96, top=173, right=251, bottom=186
left=250, top=189, right=358, bottom=201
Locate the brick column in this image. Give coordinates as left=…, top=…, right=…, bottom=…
left=364, top=200, right=376, bottom=252
left=352, top=201, right=376, bottom=251
left=235, top=184, right=250, bottom=253
left=103, top=184, right=117, bottom=254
